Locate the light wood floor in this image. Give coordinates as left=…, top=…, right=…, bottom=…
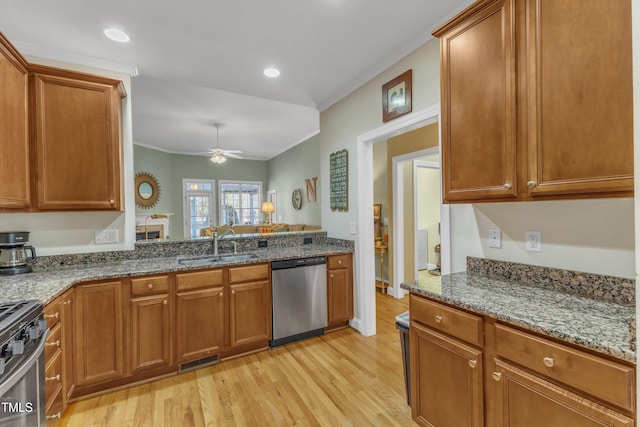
left=61, top=292, right=414, bottom=426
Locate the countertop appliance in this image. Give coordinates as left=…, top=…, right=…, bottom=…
left=0, top=233, right=36, bottom=276
left=270, top=256, right=327, bottom=348
left=0, top=300, right=48, bottom=427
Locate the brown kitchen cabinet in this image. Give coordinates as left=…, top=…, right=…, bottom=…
left=60, top=289, right=75, bottom=404
left=0, top=33, right=30, bottom=211
left=175, top=269, right=226, bottom=364
left=228, top=264, right=272, bottom=348
left=73, top=280, right=126, bottom=388
left=326, top=254, right=353, bottom=330
left=29, top=64, right=126, bottom=210
left=128, top=275, right=172, bottom=374
left=409, top=294, right=484, bottom=427
left=434, top=0, right=633, bottom=203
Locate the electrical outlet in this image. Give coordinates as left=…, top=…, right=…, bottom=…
left=488, top=229, right=501, bottom=248
left=94, top=229, right=118, bottom=244
left=525, top=231, right=542, bottom=252
left=258, top=240, right=268, bottom=248
left=350, top=222, right=356, bottom=235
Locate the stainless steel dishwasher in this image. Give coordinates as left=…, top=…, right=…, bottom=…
left=270, top=256, right=327, bottom=347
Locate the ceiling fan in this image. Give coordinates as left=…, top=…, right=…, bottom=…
left=205, top=124, right=243, bottom=164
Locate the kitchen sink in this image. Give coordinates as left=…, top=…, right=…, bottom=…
left=177, top=253, right=259, bottom=265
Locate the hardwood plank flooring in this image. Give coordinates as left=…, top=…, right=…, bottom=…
left=61, top=292, right=414, bottom=426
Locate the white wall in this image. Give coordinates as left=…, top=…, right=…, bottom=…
left=0, top=56, right=135, bottom=256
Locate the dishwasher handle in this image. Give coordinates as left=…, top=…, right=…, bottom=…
left=272, top=256, right=327, bottom=270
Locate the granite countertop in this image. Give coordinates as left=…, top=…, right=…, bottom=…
left=0, top=243, right=351, bottom=306
left=401, top=272, right=635, bottom=363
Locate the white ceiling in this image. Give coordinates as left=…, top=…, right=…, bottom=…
left=1, top=0, right=473, bottom=160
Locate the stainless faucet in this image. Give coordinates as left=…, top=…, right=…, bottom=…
left=213, top=228, right=235, bottom=255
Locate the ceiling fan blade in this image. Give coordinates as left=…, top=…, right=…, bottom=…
left=225, top=153, right=244, bottom=159
left=222, top=149, right=243, bottom=154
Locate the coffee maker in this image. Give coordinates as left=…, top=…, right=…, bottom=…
left=0, top=232, right=37, bottom=275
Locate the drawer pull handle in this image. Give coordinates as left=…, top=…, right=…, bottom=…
left=45, top=312, right=59, bottom=320
left=492, top=372, right=502, bottom=381
left=543, top=357, right=555, bottom=368
left=46, top=412, right=61, bottom=420
left=148, top=283, right=153, bottom=290
left=45, top=340, right=60, bottom=348
left=468, top=360, right=477, bottom=368
left=434, top=315, right=443, bottom=323
left=45, top=374, right=60, bottom=382
left=63, top=300, right=71, bottom=305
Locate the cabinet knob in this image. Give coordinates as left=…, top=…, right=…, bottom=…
left=468, top=359, right=477, bottom=369
left=109, top=199, right=116, bottom=204
left=163, top=300, right=167, bottom=305
left=330, top=274, right=334, bottom=278
left=543, top=357, right=555, bottom=368
left=45, top=340, right=60, bottom=348
left=232, top=290, right=235, bottom=295
left=527, top=180, right=536, bottom=188
left=46, top=412, right=61, bottom=420
left=338, top=260, right=342, bottom=264
left=503, top=183, right=511, bottom=190
left=45, top=374, right=60, bottom=382
left=148, top=283, right=153, bottom=290
left=434, top=315, right=443, bottom=323
left=492, top=372, right=502, bottom=381
left=219, top=292, right=223, bottom=297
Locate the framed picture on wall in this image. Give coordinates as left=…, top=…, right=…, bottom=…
left=373, top=203, right=381, bottom=220
left=382, top=69, right=412, bottom=122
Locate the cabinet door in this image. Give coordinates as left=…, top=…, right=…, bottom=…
left=327, top=267, right=353, bottom=326
left=130, top=295, right=171, bottom=373
left=175, top=286, right=225, bottom=363
left=525, top=0, right=633, bottom=198
left=229, top=280, right=271, bottom=348
left=0, top=35, right=30, bottom=210
left=74, top=281, right=125, bottom=387
left=492, top=359, right=633, bottom=427
left=30, top=66, right=124, bottom=210
left=410, top=322, right=483, bottom=427
left=61, top=289, right=75, bottom=403
left=436, top=0, right=517, bottom=202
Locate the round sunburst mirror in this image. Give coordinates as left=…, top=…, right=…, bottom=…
left=135, top=172, right=161, bottom=209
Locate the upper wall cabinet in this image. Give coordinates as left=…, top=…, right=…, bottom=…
left=30, top=65, right=126, bottom=210
left=0, top=34, right=30, bottom=210
left=434, top=0, right=633, bottom=203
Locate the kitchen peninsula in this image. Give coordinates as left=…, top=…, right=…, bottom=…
left=1, top=231, right=354, bottom=422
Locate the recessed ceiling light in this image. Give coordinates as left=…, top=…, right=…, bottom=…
left=263, top=67, right=280, bottom=78
left=104, top=28, right=130, bottom=43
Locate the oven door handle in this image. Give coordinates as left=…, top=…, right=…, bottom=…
left=0, top=328, right=49, bottom=396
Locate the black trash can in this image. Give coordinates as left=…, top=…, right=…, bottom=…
left=395, top=311, right=410, bottom=405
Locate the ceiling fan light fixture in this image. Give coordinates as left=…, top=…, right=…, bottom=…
left=210, top=152, right=227, bottom=164
left=104, top=28, right=130, bottom=43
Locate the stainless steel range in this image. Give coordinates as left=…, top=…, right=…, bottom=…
left=0, top=301, right=47, bottom=427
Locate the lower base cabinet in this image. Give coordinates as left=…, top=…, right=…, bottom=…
left=409, top=293, right=636, bottom=427
left=327, top=254, right=354, bottom=329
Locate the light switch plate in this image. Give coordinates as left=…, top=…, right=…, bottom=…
left=488, top=229, right=501, bottom=248
left=95, top=229, right=118, bottom=244
left=525, top=231, right=542, bottom=252
left=350, top=222, right=356, bottom=235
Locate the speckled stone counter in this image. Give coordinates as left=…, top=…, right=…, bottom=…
left=401, top=258, right=635, bottom=363
left=0, top=233, right=353, bottom=307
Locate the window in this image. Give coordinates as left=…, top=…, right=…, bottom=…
left=219, top=181, right=262, bottom=225
left=183, top=179, right=215, bottom=239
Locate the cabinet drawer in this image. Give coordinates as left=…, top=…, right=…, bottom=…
left=410, top=294, right=483, bottom=347
left=176, top=269, right=224, bottom=291
left=328, top=254, right=350, bottom=269
left=229, top=263, right=269, bottom=284
left=45, top=323, right=62, bottom=362
left=495, top=323, right=635, bottom=411
left=45, top=385, right=63, bottom=426
left=131, top=275, right=169, bottom=297
left=44, top=350, right=62, bottom=409
left=44, top=299, right=61, bottom=329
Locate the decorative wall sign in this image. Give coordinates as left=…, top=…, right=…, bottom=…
left=382, top=69, right=412, bottom=122
left=330, top=150, right=348, bottom=211
left=305, top=177, right=318, bottom=202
